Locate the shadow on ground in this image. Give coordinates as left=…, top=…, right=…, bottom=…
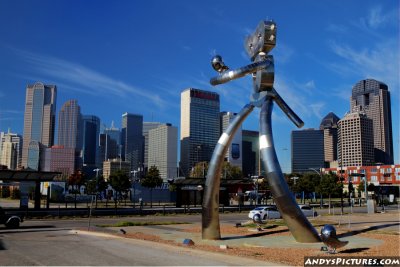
left=338, top=223, right=400, bottom=238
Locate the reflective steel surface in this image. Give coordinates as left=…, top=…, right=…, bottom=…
left=202, top=104, right=254, bottom=240
left=202, top=20, right=320, bottom=243
left=259, top=98, right=320, bottom=242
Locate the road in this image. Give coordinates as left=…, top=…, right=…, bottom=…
left=0, top=213, right=278, bottom=266
left=1, top=208, right=399, bottom=266
left=0, top=228, right=276, bottom=266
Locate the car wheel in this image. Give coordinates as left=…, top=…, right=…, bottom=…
left=314, top=211, right=318, bottom=217
left=5, top=218, right=20, bottom=229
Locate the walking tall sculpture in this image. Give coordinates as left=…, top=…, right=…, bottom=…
left=201, top=20, right=321, bottom=243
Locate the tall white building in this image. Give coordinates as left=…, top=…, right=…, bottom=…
left=148, top=124, right=178, bottom=181
left=143, top=122, right=162, bottom=170
left=22, top=82, right=57, bottom=169
left=220, top=112, right=242, bottom=169
left=0, top=130, right=23, bottom=170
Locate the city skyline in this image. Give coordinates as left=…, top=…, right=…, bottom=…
left=0, top=1, right=399, bottom=171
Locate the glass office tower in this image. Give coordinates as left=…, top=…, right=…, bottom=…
left=22, top=82, right=56, bottom=169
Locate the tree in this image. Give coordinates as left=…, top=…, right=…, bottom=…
left=190, top=161, right=243, bottom=179
left=140, top=166, right=163, bottom=208
left=86, top=175, right=108, bottom=196
left=315, top=172, right=342, bottom=214
left=109, top=170, right=131, bottom=204
left=190, top=161, right=208, bottom=178
left=221, top=162, right=243, bottom=180
left=68, top=170, right=85, bottom=208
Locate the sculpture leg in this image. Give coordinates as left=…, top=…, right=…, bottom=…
left=259, top=97, right=320, bottom=243
left=202, top=104, right=254, bottom=240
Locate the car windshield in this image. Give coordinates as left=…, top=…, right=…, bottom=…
left=253, top=207, right=264, bottom=211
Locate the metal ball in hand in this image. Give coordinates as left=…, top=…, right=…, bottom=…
left=211, top=55, right=228, bottom=72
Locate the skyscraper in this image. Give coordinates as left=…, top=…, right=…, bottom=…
left=0, top=130, right=22, bottom=170
left=58, top=99, right=82, bottom=171
left=242, top=130, right=259, bottom=177
left=320, top=112, right=340, bottom=164
left=220, top=112, right=242, bottom=169
left=143, top=122, right=162, bottom=170
left=351, top=79, right=393, bottom=164
left=100, top=121, right=121, bottom=162
left=180, top=88, right=220, bottom=176
left=22, top=82, right=57, bottom=169
left=121, top=113, right=143, bottom=171
left=338, top=112, right=374, bottom=167
left=58, top=99, right=82, bottom=150
left=291, top=129, right=324, bottom=173
left=148, top=124, right=178, bottom=181
left=81, top=115, right=100, bottom=169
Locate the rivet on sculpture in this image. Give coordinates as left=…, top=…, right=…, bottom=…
left=202, top=20, right=321, bottom=243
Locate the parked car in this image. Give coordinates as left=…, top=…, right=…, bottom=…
left=248, top=206, right=281, bottom=220
left=298, top=204, right=318, bottom=217
left=0, top=206, right=24, bottom=228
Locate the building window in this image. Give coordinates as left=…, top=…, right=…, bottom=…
left=371, top=176, right=377, bottom=182
left=370, top=168, right=377, bottom=173
left=396, top=174, right=400, bottom=181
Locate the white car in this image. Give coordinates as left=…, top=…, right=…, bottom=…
left=298, top=205, right=318, bottom=217
left=248, top=206, right=281, bottom=220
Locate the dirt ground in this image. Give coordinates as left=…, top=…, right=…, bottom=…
left=123, top=224, right=400, bottom=266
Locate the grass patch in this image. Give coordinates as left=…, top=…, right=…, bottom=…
left=97, top=221, right=191, bottom=227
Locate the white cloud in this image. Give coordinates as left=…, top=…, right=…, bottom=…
left=304, top=80, right=316, bottom=90
left=360, top=6, right=398, bottom=30
left=329, top=39, right=399, bottom=90
left=12, top=48, right=169, bottom=108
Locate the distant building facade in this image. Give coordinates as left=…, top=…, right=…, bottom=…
left=58, top=99, right=82, bottom=171
left=143, top=122, right=162, bottom=170
left=220, top=112, right=242, bottom=169
left=100, top=121, right=121, bottom=162
left=322, top=164, right=400, bottom=186
left=81, top=115, right=100, bottom=170
left=338, top=112, right=374, bottom=167
left=320, top=112, right=340, bottom=164
left=22, top=82, right=57, bottom=169
left=242, top=130, right=260, bottom=177
left=148, top=124, right=178, bottom=181
left=103, top=159, right=131, bottom=180
left=121, top=113, right=143, bottom=171
left=180, top=88, right=220, bottom=176
left=351, top=79, right=393, bottom=164
left=41, top=145, right=75, bottom=177
left=0, top=130, right=23, bottom=170
left=291, top=129, right=324, bottom=173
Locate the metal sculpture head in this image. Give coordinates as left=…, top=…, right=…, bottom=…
left=245, top=20, right=277, bottom=60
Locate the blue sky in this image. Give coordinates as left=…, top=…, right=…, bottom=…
left=0, top=0, right=398, bottom=172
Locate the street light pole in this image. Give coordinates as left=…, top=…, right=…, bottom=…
left=309, top=168, right=323, bottom=208
left=93, top=168, right=102, bottom=208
